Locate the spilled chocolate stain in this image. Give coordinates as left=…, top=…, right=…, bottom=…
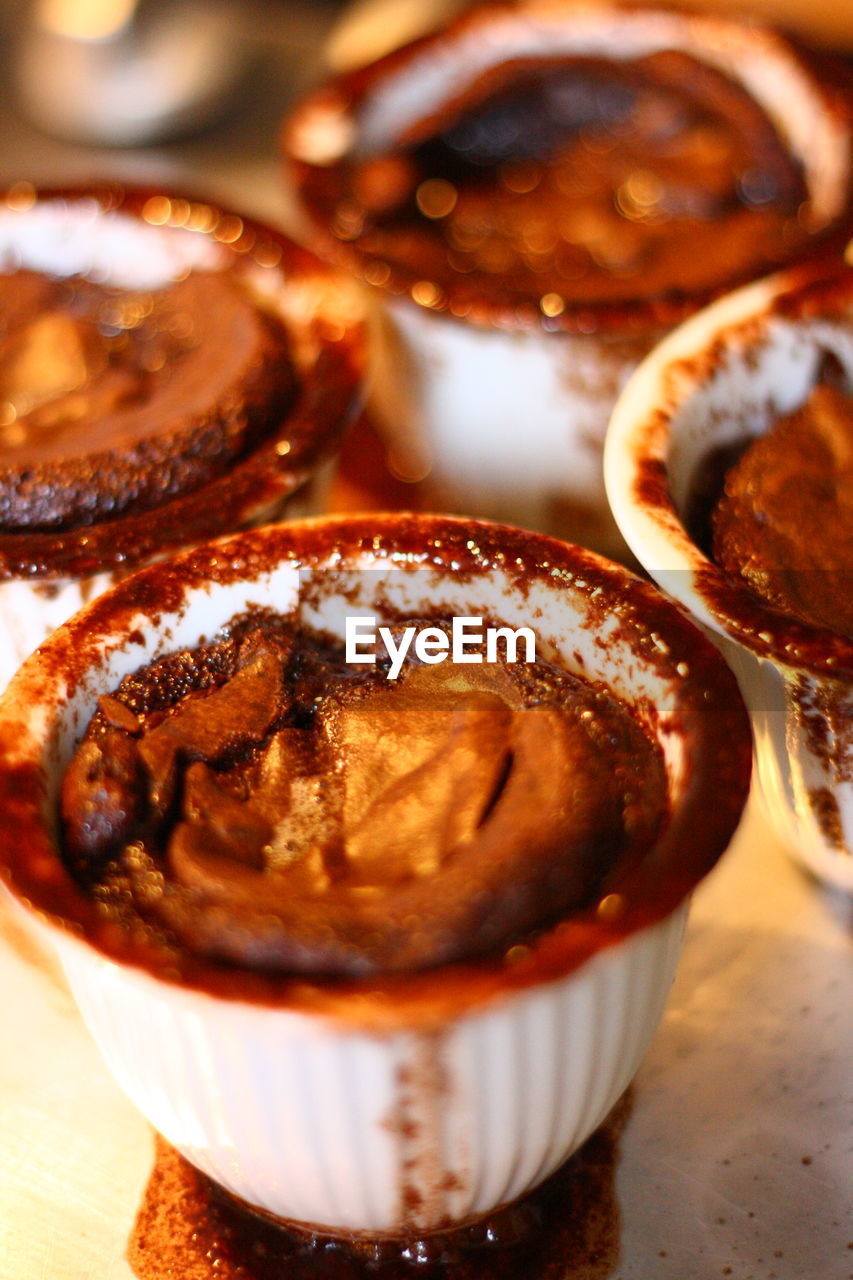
left=129, top=1094, right=630, bottom=1280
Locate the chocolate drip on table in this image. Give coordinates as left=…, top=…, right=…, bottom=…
left=129, top=1094, right=630, bottom=1280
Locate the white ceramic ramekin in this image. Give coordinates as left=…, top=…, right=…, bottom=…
left=0, top=182, right=365, bottom=691
left=0, top=515, right=751, bottom=1236
left=284, top=2, right=852, bottom=556
left=606, top=260, right=853, bottom=892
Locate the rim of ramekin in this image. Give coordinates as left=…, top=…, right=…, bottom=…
left=0, top=181, right=366, bottom=581
left=605, top=256, right=853, bottom=681
left=0, top=513, right=751, bottom=1030
left=283, top=0, right=852, bottom=337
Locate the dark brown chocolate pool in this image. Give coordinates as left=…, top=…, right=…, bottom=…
left=0, top=269, right=294, bottom=530
left=59, top=615, right=667, bottom=976
left=710, top=384, right=853, bottom=639
left=129, top=1107, right=627, bottom=1280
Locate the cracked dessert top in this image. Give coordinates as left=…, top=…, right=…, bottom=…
left=60, top=612, right=669, bottom=976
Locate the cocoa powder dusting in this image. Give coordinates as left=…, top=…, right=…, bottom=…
left=389, top=1033, right=453, bottom=1230
left=808, top=787, right=847, bottom=850
left=129, top=1096, right=629, bottom=1280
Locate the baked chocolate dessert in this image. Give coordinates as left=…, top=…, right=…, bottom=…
left=0, top=513, right=752, bottom=1233
left=711, top=384, right=853, bottom=638
left=60, top=612, right=668, bottom=977
left=0, top=186, right=365, bottom=597
left=295, top=48, right=815, bottom=317
left=0, top=266, right=294, bottom=531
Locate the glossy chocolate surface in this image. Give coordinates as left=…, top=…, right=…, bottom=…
left=60, top=615, right=667, bottom=976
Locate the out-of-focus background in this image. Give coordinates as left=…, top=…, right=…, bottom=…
left=0, top=0, right=849, bottom=230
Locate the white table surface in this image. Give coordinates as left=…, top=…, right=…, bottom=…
left=1, top=792, right=850, bottom=1280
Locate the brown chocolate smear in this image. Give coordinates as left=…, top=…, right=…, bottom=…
left=129, top=1096, right=628, bottom=1279
left=712, top=384, right=853, bottom=637
left=61, top=617, right=669, bottom=977
left=0, top=269, right=295, bottom=531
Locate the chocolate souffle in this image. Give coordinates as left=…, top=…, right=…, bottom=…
left=605, top=259, right=853, bottom=890
left=0, top=185, right=363, bottom=688
left=60, top=612, right=667, bottom=978
left=0, top=515, right=751, bottom=1233
left=284, top=3, right=852, bottom=552
left=0, top=185, right=362, bottom=577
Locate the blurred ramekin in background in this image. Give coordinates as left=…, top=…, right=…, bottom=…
left=606, top=259, right=853, bottom=892
left=0, top=514, right=750, bottom=1237
left=284, top=1, right=851, bottom=557
left=0, top=182, right=364, bottom=690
